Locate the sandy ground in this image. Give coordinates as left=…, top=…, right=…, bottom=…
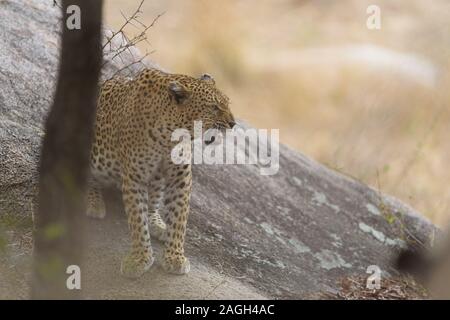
left=0, top=214, right=265, bottom=300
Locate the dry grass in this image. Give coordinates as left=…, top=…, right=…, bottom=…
left=104, top=0, right=450, bottom=226
left=313, top=275, right=429, bottom=300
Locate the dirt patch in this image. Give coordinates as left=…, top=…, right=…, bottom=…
left=0, top=216, right=266, bottom=300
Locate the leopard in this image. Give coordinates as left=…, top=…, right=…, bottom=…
left=86, top=68, right=235, bottom=278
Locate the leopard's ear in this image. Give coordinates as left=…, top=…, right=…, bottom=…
left=168, top=81, right=190, bottom=104
left=200, top=73, right=215, bottom=85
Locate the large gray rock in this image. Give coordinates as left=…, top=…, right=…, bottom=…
left=0, top=0, right=438, bottom=298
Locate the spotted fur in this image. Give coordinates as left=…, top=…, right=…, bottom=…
left=87, top=68, right=235, bottom=278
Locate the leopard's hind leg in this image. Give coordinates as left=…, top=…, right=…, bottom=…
left=147, top=174, right=167, bottom=242
left=86, top=178, right=106, bottom=219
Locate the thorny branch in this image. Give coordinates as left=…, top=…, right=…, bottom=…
left=54, top=0, right=162, bottom=81
left=102, top=0, right=164, bottom=80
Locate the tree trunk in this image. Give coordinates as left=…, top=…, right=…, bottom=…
left=31, top=0, right=103, bottom=299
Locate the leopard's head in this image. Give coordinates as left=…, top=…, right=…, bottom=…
left=167, top=73, right=235, bottom=139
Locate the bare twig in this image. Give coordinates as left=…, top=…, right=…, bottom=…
left=108, top=51, right=152, bottom=80
left=102, top=0, right=164, bottom=81
left=202, top=277, right=228, bottom=300
left=102, top=0, right=145, bottom=51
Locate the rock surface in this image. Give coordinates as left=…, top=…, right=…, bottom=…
left=0, top=0, right=438, bottom=299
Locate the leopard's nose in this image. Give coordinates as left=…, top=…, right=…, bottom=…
left=228, top=120, right=236, bottom=129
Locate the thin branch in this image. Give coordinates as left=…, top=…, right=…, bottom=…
left=108, top=51, right=151, bottom=81
left=101, top=0, right=164, bottom=81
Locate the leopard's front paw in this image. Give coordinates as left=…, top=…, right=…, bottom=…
left=120, top=252, right=154, bottom=278
left=162, top=252, right=190, bottom=275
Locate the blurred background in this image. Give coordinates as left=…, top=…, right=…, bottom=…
left=105, top=0, right=450, bottom=226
